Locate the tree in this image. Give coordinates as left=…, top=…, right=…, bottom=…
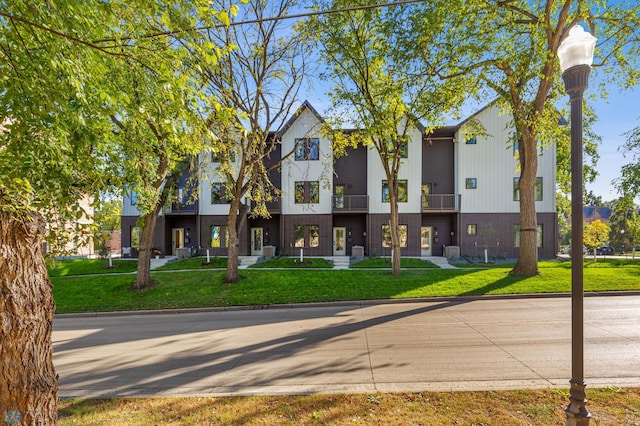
left=584, top=219, right=610, bottom=260
left=413, top=0, right=640, bottom=276
left=93, top=197, right=122, bottom=256
left=104, top=2, right=233, bottom=290
left=626, top=212, right=640, bottom=259
left=616, top=124, right=640, bottom=203
left=0, top=1, right=121, bottom=421
left=312, top=0, right=470, bottom=275
left=188, top=0, right=312, bottom=283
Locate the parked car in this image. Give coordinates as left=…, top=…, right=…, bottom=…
left=593, top=245, right=615, bottom=255
left=560, top=245, right=587, bottom=256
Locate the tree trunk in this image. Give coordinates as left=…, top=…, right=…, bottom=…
left=389, top=178, right=401, bottom=276
left=0, top=210, right=58, bottom=424
left=226, top=207, right=239, bottom=283
left=512, top=132, right=539, bottom=276
left=135, top=209, right=160, bottom=290
left=225, top=200, right=249, bottom=284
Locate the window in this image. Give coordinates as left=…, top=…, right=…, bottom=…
left=465, top=178, right=477, bottom=189
left=295, top=138, right=319, bottom=161
left=130, top=191, right=139, bottom=206
left=211, top=150, right=236, bottom=163
left=421, top=184, right=432, bottom=209
left=385, top=139, right=408, bottom=158
left=514, top=224, right=543, bottom=248
left=467, top=224, right=477, bottom=235
left=294, top=225, right=319, bottom=247
left=465, top=135, right=477, bottom=144
left=513, top=177, right=543, bottom=201
left=382, top=224, right=408, bottom=248
left=211, top=183, right=229, bottom=204
left=131, top=227, right=140, bottom=248
left=295, top=181, right=320, bottom=204
left=211, top=225, right=229, bottom=248
left=382, top=180, right=408, bottom=202
left=334, top=184, right=345, bottom=209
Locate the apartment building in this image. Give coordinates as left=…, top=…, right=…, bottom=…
left=121, top=101, right=558, bottom=259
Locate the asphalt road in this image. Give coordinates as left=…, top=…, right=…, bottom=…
left=53, top=295, right=640, bottom=398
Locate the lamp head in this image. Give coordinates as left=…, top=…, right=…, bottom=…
left=558, top=25, right=597, bottom=73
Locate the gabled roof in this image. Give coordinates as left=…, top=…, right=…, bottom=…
left=277, top=100, right=325, bottom=138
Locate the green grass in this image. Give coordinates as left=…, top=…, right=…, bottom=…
left=155, top=256, right=228, bottom=270
left=249, top=257, right=333, bottom=268
left=51, top=260, right=640, bottom=314
left=47, top=258, right=139, bottom=277
left=350, top=257, right=439, bottom=268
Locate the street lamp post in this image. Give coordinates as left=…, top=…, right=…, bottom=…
left=558, top=24, right=597, bottom=426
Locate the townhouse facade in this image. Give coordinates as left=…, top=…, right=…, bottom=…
left=121, top=101, right=558, bottom=259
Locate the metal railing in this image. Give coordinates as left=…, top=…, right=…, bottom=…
left=332, top=195, right=369, bottom=212
left=421, top=194, right=460, bottom=212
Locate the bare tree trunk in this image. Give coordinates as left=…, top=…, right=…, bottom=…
left=135, top=209, right=160, bottom=290
left=512, top=133, right=539, bottom=276
left=389, top=177, right=401, bottom=276
left=225, top=199, right=249, bottom=283
left=226, top=208, right=239, bottom=283
left=0, top=210, right=58, bottom=424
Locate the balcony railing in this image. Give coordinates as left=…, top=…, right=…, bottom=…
left=422, top=194, right=460, bottom=212
left=332, top=195, right=369, bottom=213
left=165, top=201, right=198, bottom=214
left=250, top=199, right=281, bottom=214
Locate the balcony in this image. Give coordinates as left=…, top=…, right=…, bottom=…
left=332, top=195, right=368, bottom=213
left=250, top=199, right=281, bottom=214
left=165, top=201, right=197, bottom=215
left=422, top=194, right=460, bottom=212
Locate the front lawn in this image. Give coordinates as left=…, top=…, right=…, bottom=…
left=51, top=260, right=640, bottom=314
left=350, top=257, right=439, bottom=268
left=47, top=258, right=138, bottom=277
left=249, top=257, right=333, bottom=268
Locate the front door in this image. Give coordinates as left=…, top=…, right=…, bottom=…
left=251, top=227, right=263, bottom=256
left=333, top=227, right=346, bottom=256
left=172, top=228, right=184, bottom=256
left=421, top=227, right=432, bottom=256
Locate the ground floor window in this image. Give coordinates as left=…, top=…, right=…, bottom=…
left=131, top=226, right=140, bottom=248
left=382, top=224, right=408, bottom=248
left=211, top=225, right=229, bottom=248
left=294, top=225, right=319, bottom=248
left=514, top=224, right=543, bottom=248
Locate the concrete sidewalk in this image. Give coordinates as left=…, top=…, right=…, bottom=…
left=53, top=295, right=640, bottom=398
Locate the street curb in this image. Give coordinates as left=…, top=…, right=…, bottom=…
left=54, top=290, right=640, bottom=319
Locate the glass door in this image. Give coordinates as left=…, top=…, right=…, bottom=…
left=421, top=227, right=432, bottom=256
left=333, top=227, right=346, bottom=256
left=251, top=227, right=263, bottom=256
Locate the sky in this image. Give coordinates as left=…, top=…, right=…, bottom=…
left=585, top=83, right=638, bottom=203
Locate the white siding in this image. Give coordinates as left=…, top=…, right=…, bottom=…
left=367, top=123, right=423, bottom=214
left=280, top=107, right=333, bottom=215
left=455, top=103, right=556, bottom=214
left=122, top=190, right=141, bottom=216
left=198, top=151, right=239, bottom=216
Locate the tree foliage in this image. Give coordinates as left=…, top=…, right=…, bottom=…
left=311, top=0, right=471, bottom=275
left=187, top=0, right=312, bottom=283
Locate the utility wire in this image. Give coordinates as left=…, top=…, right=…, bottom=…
left=2, top=1, right=426, bottom=46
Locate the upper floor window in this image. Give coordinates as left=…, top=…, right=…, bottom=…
left=465, top=178, right=477, bottom=189
left=465, top=135, right=477, bottom=144
left=513, top=177, right=543, bottom=201
left=334, top=184, right=345, bottom=209
left=295, top=138, right=319, bottom=161
left=382, top=180, right=408, bottom=202
left=295, top=181, right=320, bottom=204
left=211, top=183, right=229, bottom=204
left=211, top=150, right=236, bottom=163
left=386, top=139, right=408, bottom=158
left=130, top=191, right=139, bottom=206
